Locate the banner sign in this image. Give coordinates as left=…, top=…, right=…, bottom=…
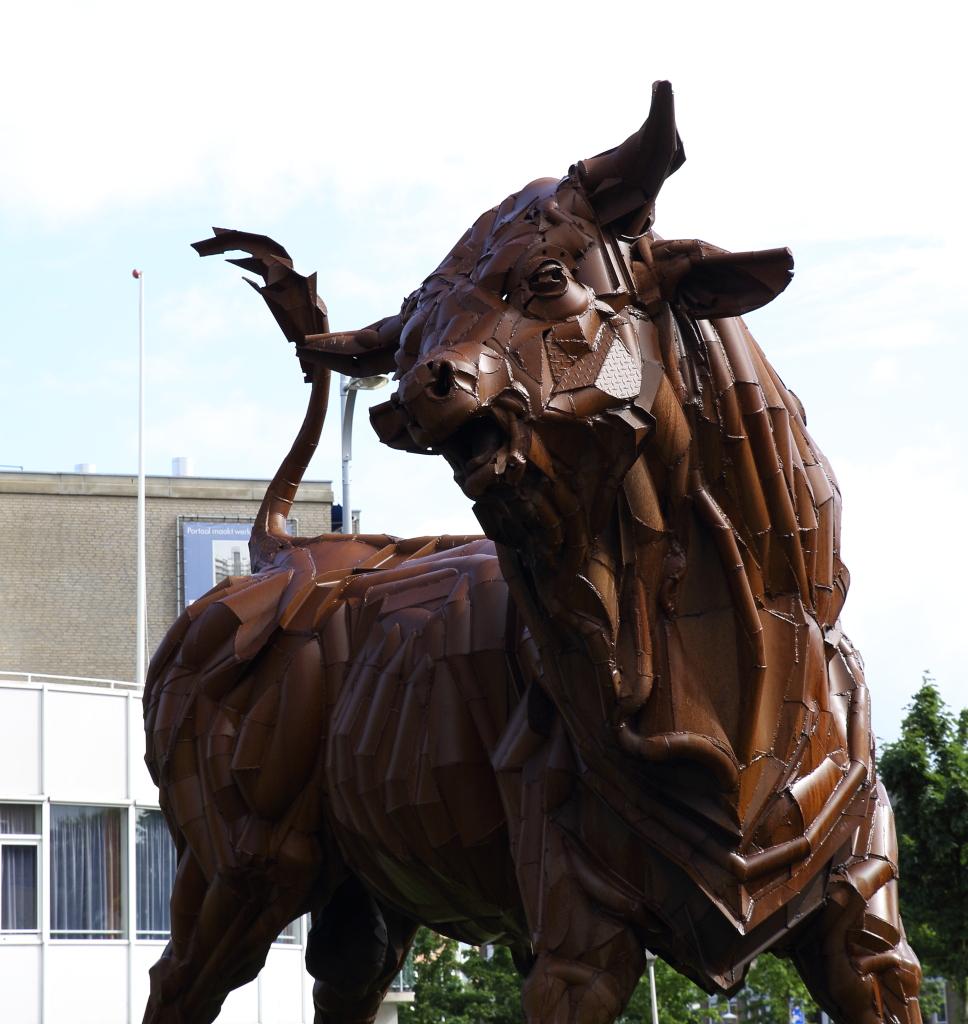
left=181, top=520, right=253, bottom=607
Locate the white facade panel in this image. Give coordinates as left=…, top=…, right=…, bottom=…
left=260, top=945, right=306, bottom=1024
left=45, top=943, right=128, bottom=1022
left=129, top=698, right=161, bottom=805
left=131, top=943, right=165, bottom=1021
left=0, top=686, right=42, bottom=796
left=0, top=943, right=42, bottom=1021
left=376, top=1003, right=400, bottom=1024
left=45, top=689, right=128, bottom=800
left=0, top=678, right=409, bottom=1023
left=218, top=976, right=260, bottom=1023
left=134, top=759, right=161, bottom=806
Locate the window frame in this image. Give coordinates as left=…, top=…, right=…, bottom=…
left=0, top=795, right=311, bottom=949
left=134, top=806, right=176, bottom=942
left=275, top=916, right=302, bottom=945
left=0, top=802, right=41, bottom=941
left=48, top=801, right=128, bottom=943
left=132, top=804, right=305, bottom=947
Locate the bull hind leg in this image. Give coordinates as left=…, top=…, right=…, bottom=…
left=305, top=876, right=418, bottom=1024
left=143, top=848, right=316, bottom=1024
left=789, top=783, right=922, bottom=1024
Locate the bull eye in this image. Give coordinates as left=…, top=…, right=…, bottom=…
left=528, top=260, right=569, bottom=297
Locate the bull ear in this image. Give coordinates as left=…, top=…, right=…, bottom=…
left=648, top=240, right=794, bottom=318
left=573, top=80, right=685, bottom=236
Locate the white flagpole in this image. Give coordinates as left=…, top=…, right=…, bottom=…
left=133, top=269, right=146, bottom=686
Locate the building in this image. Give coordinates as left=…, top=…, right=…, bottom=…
left=0, top=469, right=334, bottom=681
left=0, top=469, right=412, bottom=1023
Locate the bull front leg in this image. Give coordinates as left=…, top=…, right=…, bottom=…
left=520, top=816, right=646, bottom=1023
left=496, top=699, right=646, bottom=1024
left=789, top=782, right=922, bottom=1024
left=523, top=923, right=645, bottom=1024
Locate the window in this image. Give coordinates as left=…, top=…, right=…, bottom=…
left=390, top=949, right=416, bottom=992
left=50, top=805, right=124, bottom=939
left=0, top=804, right=40, bottom=935
left=275, top=917, right=301, bottom=945
left=135, top=809, right=177, bottom=940
left=135, top=809, right=299, bottom=944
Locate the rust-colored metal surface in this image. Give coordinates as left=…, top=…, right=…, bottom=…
left=144, top=83, right=922, bottom=1024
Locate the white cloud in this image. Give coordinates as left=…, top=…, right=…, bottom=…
left=836, top=435, right=968, bottom=741
left=1, top=2, right=963, bottom=245
left=3, top=0, right=966, bottom=742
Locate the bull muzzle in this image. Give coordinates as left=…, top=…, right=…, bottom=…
left=391, top=350, right=533, bottom=498
left=400, top=354, right=483, bottom=448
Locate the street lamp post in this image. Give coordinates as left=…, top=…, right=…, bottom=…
left=645, top=949, right=659, bottom=1024
left=340, top=373, right=389, bottom=533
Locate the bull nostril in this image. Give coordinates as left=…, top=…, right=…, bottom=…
left=430, top=359, right=455, bottom=398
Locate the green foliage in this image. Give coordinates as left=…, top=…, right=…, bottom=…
left=397, top=929, right=523, bottom=1024
left=461, top=943, right=524, bottom=1023
left=398, top=929, right=474, bottom=1024
left=619, top=957, right=717, bottom=1023
left=742, top=954, right=816, bottom=1022
left=918, top=976, right=948, bottom=1020
left=620, top=954, right=815, bottom=1024
left=879, top=677, right=968, bottom=1018
left=400, top=934, right=820, bottom=1023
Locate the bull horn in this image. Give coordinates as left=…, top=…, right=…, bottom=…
left=573, top=80, right=686, bottom=236
left=300, top=313, right=403, bottom=378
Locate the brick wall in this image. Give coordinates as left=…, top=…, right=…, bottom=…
left=0, top=472, right=332, bottom=682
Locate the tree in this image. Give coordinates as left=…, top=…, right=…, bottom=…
left=619, top=957, right=730, bottom=1024
left=879, top=677, right=968, bottom=1023
left=461, top=943, right=525, bottom=1023
left=742, top=953, right=817, bottom=1022
left=398, top=928, right=477, bottom=1024
left=618, top=952, right=819, bottom=1024
left=398, top=930, right=525, bottom=1024
left=402, top=934, right=819, bottom=1023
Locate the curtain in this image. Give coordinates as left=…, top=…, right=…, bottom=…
left=1, top=845, right=38, bottom=931
left=135, top=809, right=176, bottom=939
left=1, top=804, right=40, bottom=932
left=0, top=803, right=38, bottom=835
left=50, top=805, right=123, bottom=939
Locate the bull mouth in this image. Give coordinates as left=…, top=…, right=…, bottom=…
left=440, top=408, right=578, bottom=563
left=442, top=406, right=529, bottom=499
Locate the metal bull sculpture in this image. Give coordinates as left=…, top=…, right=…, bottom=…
left=144, top=82, right=922, bottom=1023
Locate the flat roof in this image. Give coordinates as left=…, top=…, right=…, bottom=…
left=0, top=470, right=333, bottom=502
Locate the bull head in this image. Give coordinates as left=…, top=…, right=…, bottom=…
left=302, top=82, right=793, bottom=568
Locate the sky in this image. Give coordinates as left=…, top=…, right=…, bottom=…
left=1, top=1, right=965, bottom=742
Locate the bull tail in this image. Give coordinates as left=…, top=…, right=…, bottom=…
left=191, top=227, right=337, bottom=571
left=250, top=368, right=331, bottom=571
